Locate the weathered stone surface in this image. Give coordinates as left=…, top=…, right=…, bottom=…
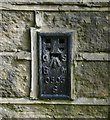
left=1, top=4, right=109, bottom=11
left=75, top=62, right=110, bottom=98
left=0, top=104, right=109, bottom=118
left=0, top=2, right=110, bottom=119
left=0, top=11, right=34, bottom=52
left=0, top=98, right=109, bottom=105
left=0, top=55, right=31, bottom=97
left=1, top=0, right=110, bottom=5
left=42, top=12, right=110, bottom=52
left=76, top=53, right=110, bottom=61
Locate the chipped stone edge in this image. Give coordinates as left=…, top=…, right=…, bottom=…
left=0, top=97, right=109, bottom=105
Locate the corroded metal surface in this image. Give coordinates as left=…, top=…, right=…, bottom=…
left=38, top=32, right=72, bottom=99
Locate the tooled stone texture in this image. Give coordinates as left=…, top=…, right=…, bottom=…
left=0, top=104, right=109, bottom=118
left=0, top=55, right=30, bottom=97
left=42, top=12, right=110, bottom=52
left=0, top=11, right=34, bottom=52
left=75, top=62, right=110, bottom=98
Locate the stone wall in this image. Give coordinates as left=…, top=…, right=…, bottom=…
left=0, top=0, right=110, bottom=119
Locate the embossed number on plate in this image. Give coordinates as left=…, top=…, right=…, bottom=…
left=38, top=32, right=72, bottom=99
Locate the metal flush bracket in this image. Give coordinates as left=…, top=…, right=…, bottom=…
left=30, top=28, right=76, bottom=100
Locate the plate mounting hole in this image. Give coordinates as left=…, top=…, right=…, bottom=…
left=59, top=38, right=65, bottom=44
left=45, top=38, right=51, bottom=43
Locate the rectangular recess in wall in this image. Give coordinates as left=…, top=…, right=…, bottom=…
left=31, top=28, right=75, bottom=100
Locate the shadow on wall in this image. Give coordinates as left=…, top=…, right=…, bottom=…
left=108, top=67, right=110, bottom=119
left=108, top=29, right=110, bottom=119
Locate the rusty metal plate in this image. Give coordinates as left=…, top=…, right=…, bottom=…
left=38, top=32, right=72, bottom=99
